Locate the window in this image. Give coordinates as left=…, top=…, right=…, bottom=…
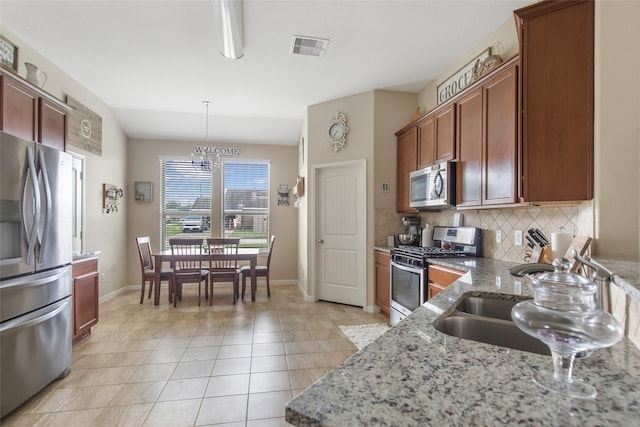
left=160, top=158, right=269, bottom=251
left=160, top=159, right=212, bottom=249
left=223, top=162, right=269, bottom=250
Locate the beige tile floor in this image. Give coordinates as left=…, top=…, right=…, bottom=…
left=2, top=284, right=388, bottom=427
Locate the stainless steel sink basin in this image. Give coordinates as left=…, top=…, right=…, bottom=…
left=434, top=292, right=550, bottom=356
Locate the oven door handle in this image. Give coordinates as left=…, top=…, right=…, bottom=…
left=391, top=260, right=424, bottom=274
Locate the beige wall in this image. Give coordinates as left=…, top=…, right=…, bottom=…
left=302, top=90, right=417, bottom=310
left=594, top=0, right=640, bottom=260
left=126, top=138, right=299, bottom=287
left=2, top=28, right=130, bottom=298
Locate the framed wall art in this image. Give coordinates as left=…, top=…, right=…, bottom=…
left=0, top=35, right=19, bottom=72
left=134, top=181, right=153, bottom=202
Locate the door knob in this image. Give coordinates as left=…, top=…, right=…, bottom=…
left=317, top=239, right=324, bottom=243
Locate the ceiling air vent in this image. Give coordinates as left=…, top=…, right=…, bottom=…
left=290, top=36, right=329, bottom=57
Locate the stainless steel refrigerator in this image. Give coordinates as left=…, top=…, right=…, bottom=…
left=0, top=132, right=73, bottom=417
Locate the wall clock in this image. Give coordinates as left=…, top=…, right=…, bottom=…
left=328, top=112, right=348, bottom=152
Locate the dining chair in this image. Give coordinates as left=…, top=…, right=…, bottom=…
left=241, top=235, right=275, bottom=299
left=205, top=238, right=240, bottom=305
left=169, top=238, right=209, bottom=307
left=136, top=236, right=174, bottom=304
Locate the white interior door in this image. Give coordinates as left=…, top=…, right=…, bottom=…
left=316, top=160, right=366, bottom=307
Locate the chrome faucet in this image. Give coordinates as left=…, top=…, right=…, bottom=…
left=571, top=249, right=614, bottom=311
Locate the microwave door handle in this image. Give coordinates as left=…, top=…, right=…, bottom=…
left=36, top=149, right=52, bottom=262
left=22, top=147, right=41, bottom=266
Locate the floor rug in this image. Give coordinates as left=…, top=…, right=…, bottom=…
left=339, top=323, right=390, bottom=350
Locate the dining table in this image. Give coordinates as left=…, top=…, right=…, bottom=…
left=152, top=247, right=260, bottom=305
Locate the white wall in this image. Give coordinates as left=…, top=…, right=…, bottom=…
left=2, top=29, right=130, bottom=297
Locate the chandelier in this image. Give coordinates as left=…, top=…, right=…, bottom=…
left=192, top=101, right=222, bottom=171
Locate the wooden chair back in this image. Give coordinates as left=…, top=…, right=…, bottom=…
left=136, top=236, right=154, bottom=272
left=206, top=238, right=240, bottom=271
left=265, top=235, right=276, bottom=270
left=169, top=238, right=204, bottom=272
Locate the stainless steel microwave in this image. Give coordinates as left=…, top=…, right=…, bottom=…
left=409, top=161, right=456, bottom=209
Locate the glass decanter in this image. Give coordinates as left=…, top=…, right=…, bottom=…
left=511, top=258, right=623, bottom=399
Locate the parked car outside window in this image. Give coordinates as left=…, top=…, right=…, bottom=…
left=181, top=216, right=203, bottom=232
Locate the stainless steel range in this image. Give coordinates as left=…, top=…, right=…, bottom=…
left=390, top=226, right=482, bottom=326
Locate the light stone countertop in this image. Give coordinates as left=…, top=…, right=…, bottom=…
left=286, top=256, right=640, bottom=426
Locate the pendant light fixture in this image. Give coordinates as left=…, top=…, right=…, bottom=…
left=192, top=101, right=222, bottom=171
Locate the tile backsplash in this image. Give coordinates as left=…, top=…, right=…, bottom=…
left=375, top=201, right=594, bottom=263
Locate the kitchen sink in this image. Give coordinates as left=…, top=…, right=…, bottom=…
left=434, top=292, right=550, bottom=356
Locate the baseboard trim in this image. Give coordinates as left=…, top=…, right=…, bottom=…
left=101, top=280, right=302, bottom=304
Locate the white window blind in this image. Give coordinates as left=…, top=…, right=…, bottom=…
left=223, top=162, right=269, bottom=250
left=160, top=159, right=269, bottom=251
left=160, top=159, right=212, bottom=250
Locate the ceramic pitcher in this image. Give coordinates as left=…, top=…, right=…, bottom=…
left=25, top=62, right=47, bottom=88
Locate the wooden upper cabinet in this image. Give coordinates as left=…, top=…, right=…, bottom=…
left=1, top=73, right=38, bottom=141
left=396, top=126, right=418, bottom=213
left=483, top=62, right=518, bottom=205
left=39, top=98, right=68, bottom=152
left=456, top=87, right=483, bottom=207
left=1, top=68, right=68, bottom=151
left=417, top=116, right=435, bottom=168
left=457, top=59, right=518, bottom=208
left=417, top=104, right=456, bottom=169
left=515, top=0, right=594, bottom=202
left=434, top=104, right=456, bottom=163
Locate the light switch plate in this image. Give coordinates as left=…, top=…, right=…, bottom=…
left=496, top=230, right=502, bottom=244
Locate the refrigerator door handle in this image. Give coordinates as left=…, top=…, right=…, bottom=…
left=37, top=149, right=52, bottom=262
left=22, top=147, right=41, bottom=266
left=0, top=298, right=69, bottom=334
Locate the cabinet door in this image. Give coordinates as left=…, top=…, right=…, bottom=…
left=374, top=251, right=390, bottom=317
left=73, top=272, right=99, bottom=340
left=39, top=98, right=67, bottom=151
left=434, top=104, right=456, bottom=163
left=483, top=63, right=518, bottom=205
left=428, top=264, right=464, bottom=288
left=1, top=74, right=38, bottom=141
left=516, top=0, right=594, bottom=202
left=396, top=127, right=417, bottom=213
left=72, top=258, right=99, bottom=343
left=417, top=116, right=435, bottom=168
left=427, top=283, right=446, bottom=300
left=456, top=87, right=483, bottom=207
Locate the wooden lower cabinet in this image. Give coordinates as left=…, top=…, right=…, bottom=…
left=72, top=257, right=99, bottom=344
left=427, top=264, right=464, bottom=300
left=375, top=250, right=391, bottom=317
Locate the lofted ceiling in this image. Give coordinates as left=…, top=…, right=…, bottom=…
left=1, top=0, right=531, bottom=146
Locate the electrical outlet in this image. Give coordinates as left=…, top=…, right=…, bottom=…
left=514, top=230, right=523, bottom=246
left=100, top=272, right=106, bottom=283
left=496, top=230, right=502, bottom=244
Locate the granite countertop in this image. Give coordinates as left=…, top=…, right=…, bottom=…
left=286, top=257, right=640, bottom=426
left=72, top=251, right=101, bottom=261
